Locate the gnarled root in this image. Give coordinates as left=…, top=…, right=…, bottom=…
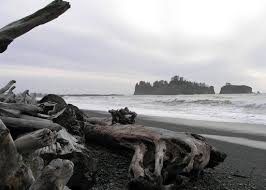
left=129, top=143, right=147, bottom=178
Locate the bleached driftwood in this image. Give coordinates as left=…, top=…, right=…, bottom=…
left=15, top=128, right=57, bottom=154
left=84, top=124, right=226, bottom=189
left=0, top=102, right=42, bottom=113
left=0, top=86, right=16, bottom=102
left=0, top=0, right=70, bottom=53
left=29, top=158, right=73, bottom=190
left=38, top=128, right=84, bottom=156
left=0, top=80, right=16, bottom=94
left=0, top=119, right=73, bottom=190
left=0, top=119, right=35, bottom=190
left=18, top=90, right=30, bottom=103
left=0, top=116, right=62, bottom=131
left=0, top=81, right=16, bottom=103
left=0, top=108, right=21, bottom=117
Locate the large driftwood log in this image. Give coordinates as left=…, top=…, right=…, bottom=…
left=84, top=123, right=226, bottom=189
left=29, top=158, right=74, bottom=190
left=1, top=116, right=62, bottom=131
left=0, top=102, right=42, bottom=113
left=0, top=0, right=70, bottom=53
left=0, top=108, right=21, bottom=117
left=15, top=128, right=57, bottom=154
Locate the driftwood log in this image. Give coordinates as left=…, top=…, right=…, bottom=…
left=0, top=80, right=16, bottom=94
left=0, top=102, right=42, bottom=113
left=1, top=116, right=62, bottom=131
left=109, top=107, right=137, bottom=125
left=0, top=119, right=35, bottom=190
left=14, top=128, right=57, bottom=154
left=0, top=0, right=70, bottom=53
left=28, top=159, right=74, bottom=190
left=84, top=123, right=226, bottom=189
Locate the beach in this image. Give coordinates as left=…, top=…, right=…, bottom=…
left=84, top=110, right=266, bottom=190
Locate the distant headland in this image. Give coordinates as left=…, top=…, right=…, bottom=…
left=134, top=76, right=215, bottom=95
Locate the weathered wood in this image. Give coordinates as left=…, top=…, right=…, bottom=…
left=0, top=0, right=70, bottom=53
left=129, top=143, right=147, bottom=178
left=109, top=107, right=137, bottom=125
left=0, top=119, right=35, bottom=190
left=29, top=158, right=73, bottom=190
left=3, top=93, right=16, bottom=103
left=38, top=128, right=84, bottom=156
left=0, top=102, right=43, bottom=113
left=20, top=114, right=51, bottom=121
left=84, top=124, right=226, bottom=188
left=15, top=128, right=57, bottom=154
left=1, top=116, right=62, bottom=131
left=0, top=80, right=16, bottom=94
left=0, top=108, right=21, bottom=117
left=0, top=86, right=16, bottom=102
left=18, top=90, right=30, bottom=103
left=0, top=119, right=20, bottom=181
left=86, top=117, right=111, bottom=126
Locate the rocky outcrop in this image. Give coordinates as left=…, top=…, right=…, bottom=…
left=220, top=83, right=252, bottom=94
left=134, top=76, right=215, bottom=95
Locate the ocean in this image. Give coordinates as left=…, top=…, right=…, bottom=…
left=64, top=93, right=266, bottom=125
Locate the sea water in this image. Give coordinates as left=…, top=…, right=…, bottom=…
left=64, top=93, right=266, bottom=125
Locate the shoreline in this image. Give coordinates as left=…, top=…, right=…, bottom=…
left=83, top=109, right=266, bottom=189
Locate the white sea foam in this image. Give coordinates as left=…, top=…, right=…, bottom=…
left=64, top=93, right=266, bottom=125
left=201, top=134, right=266, bottom=150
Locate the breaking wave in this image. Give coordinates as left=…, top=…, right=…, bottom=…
left=65, top=93, right=266, bottom=125
left=155, top=99, right=232, bottom=106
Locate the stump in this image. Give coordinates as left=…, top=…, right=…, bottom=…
left=108, top=107, right=137, bottom=125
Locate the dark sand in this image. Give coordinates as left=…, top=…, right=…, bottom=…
left=84, top=110, right=266, bottom=190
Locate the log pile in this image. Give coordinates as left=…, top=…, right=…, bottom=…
left=0, top=80, right=96, bottom=190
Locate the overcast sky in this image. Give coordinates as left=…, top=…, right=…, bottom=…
left=1, top=0, right=266, bottom=94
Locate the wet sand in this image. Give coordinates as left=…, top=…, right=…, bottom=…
left=84, top=110, right=266, bottom=190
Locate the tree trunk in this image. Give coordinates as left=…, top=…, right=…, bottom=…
left=84, top=124, right=226, bottom=189
left=0, top=0, right=70, bottom=53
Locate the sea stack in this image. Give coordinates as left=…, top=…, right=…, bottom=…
left=134, top=76, right=215, bottom=95
left=220, top=83, right=252, bottom=94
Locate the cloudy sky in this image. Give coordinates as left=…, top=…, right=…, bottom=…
left=1, top=0, right=266, bottom=94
